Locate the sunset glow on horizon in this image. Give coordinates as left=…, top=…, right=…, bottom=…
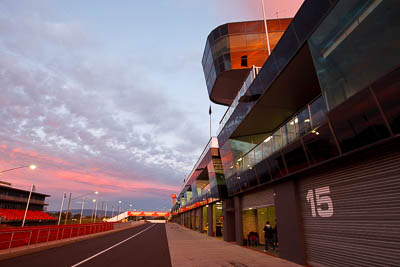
left=0, top=0, right=304, bottom=211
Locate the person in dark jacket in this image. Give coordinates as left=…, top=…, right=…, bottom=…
left=273, top=222, right=278, bottom=249
left=263, top=221, right=274, bottom=251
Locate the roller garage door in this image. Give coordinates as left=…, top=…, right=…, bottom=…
left=240, top=186, right=274, bottom=210
left=298, top=140, right=400, bottom=267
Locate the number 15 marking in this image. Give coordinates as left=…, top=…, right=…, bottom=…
left=306, top=186, right=334, bottom=217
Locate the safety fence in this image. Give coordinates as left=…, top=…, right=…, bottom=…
left=0, top=222, right=115, bottom=250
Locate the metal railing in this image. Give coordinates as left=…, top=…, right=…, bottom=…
left=0, top=222, right=115, bottom=250
left=218, top=66, right=261, bottom=135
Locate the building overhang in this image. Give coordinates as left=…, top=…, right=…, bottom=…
left=231, top=44, right=322, bottom=139
left=210, top=69, right=252, bottom=105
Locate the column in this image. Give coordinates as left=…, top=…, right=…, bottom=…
left=234, top=196, right=243, bottom=245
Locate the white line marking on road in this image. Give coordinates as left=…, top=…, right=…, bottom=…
left=70, top=224, right=156, bottom=267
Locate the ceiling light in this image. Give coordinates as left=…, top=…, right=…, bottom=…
left=264, top=136, right=272, bottom=142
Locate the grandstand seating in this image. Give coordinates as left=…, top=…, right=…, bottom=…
left=0, top=209, right=56, bottom=221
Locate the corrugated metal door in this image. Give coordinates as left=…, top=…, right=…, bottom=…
left=241, top=187, right=274, bottom=210
left=298, top=142, right=400, bottom=267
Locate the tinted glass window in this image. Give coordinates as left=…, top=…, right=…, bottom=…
left=308, top=0, right=400, bottom=110
left=291, top=0, right=332, bottom=43
left=329, top=88, right=390, bottom=153
left=258, top=53, right=279, bottom=91
left=268, top=152, right=287, bottom=179
left=238, top=173, right=249, bottom=191
left=371, top=67, right=400, bottom=134
left=281, top=139, right=309, bottom=174
left=273, top=25, right=300, bottom=70
left=272, top=129, right=282, bottom=152
left=297, top=108, right=312, bottom=136
left=310, top=96, right=327, bottom=128
left=243, top=168, right=258, bottom=188
left=254, top=160, right=271, bottom=184
left=302, top=123, right=339, bottom=165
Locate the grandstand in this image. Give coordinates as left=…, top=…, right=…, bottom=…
left=0, top=184, right=55, bottom=225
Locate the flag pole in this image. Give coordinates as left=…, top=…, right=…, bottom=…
left=209, top=105, right=212, bottom=138
left=262, top=0, right=271, bottom=55
left=22, top=184, right=34, bottom=227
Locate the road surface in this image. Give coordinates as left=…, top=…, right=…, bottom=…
left=0, top=223, right=171, bottom=267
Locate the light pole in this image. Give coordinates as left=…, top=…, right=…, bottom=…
left=117, top=200, right=122, bottom=221
left=58, top=193, right=66, bottom=226
left=104, top=203, right=108, bottom=220
left=79, top=198, right=85, bottom=224
left=93, top=199, right=98, bottom=223
left=111, top=205, right=114, bottom=218
left=0, top=164, right=37, bottom=174
left=65, top=191, right=99, bottom=225
left=64, top=193, right=72, bottom=225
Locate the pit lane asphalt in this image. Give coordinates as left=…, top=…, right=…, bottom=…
left=0, top=223, right=171, bottom=267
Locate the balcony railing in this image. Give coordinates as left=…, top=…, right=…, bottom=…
left=218, top=66, right=261, bottom=135
left=234, top=95, right=327, bottom=176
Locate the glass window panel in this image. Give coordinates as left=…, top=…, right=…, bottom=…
left=272, top=25, right=300, bottom=70
left=291, top=0, right=331, bottom=43
left=267, top=152, right=287, bottom=179
left=242, top=153, right=249, bottom=172
left=245, top=21, right=264, bottom=33
left=310, top=96, right=327, bottom=128
left=287, top=119, right=297, bottom=143
left=243, top=169, right=258, bottom=188
left=308, top=0, right=400, bottom=110
left=219, top=24, right=228, bottom=37
left=238, top=172, right=249, bottom=191
left=297, top=107, right=312, bottom=136
left=281, top=139, right=309, bottom=174
left=262, top=137, right=273, bottom=159
left=254, top=160, right=271, bottom=184
left=229, top=35, right=247, bottom=51
left=258, top=51, right=279, bottom=90
left=371, top=67, right=400, bottom=134
left=247, top=50, right=268, bottom=69
left=272, top=129, right=282, bottom=152
left=255, top=144, right=263, bottom=165
left=229, top=22, right=246, bottom=34
left=281, top=124, right=288, bottom=147
left=328, top=88, right=391, bottom=153
left=246, top=33, right=265, bottom=50
left=302, top=123, right=340, bottom=165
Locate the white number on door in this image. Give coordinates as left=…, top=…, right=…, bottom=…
left=306, top=186, right=334, bottom=217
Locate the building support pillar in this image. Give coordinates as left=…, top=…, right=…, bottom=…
left=234, top=196, right=243, bottom=245
left=223, top=198, right=236, bottom=242
left=208, top=204, right=213, bottom=236
left=199, top=207, right=203, bottom=233
left=274, top=180, right=306, bottom=265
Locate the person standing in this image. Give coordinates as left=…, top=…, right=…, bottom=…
left=263, top=221, right=274, bottom=251
left=273, top=222, right=278, bottom=249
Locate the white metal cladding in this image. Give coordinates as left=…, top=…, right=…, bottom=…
left=240, top=187, right=274, bottom=211
left=298, top=143, right=400, bottom=267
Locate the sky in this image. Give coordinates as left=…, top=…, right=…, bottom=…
left=0, top=0, right=304, bottom=212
